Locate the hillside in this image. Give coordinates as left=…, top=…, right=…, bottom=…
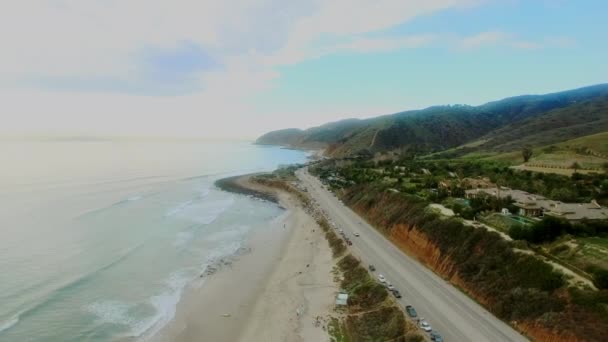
left=256, top=83, right=608, bottom=157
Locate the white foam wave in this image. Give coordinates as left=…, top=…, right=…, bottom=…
left=127, top=195, right=142, bottom=201
left=205, top=225, right=250, bottom=242
left=164, top=200, right=194, bottom=217
left=87, top=300, right=135, bottom=326
left=88, top=241, right=247, bottom=341
left=167, top=198, right=234, bottom=225
left=0, top=315, right=19, bottom=333
left=134, top=272, right=190, bottom=341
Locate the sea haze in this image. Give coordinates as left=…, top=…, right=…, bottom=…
left=0, top=140, right=307, bottom=342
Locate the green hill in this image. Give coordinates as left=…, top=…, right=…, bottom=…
left=256, top=83, right=608, bottom=157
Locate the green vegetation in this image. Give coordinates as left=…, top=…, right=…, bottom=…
left=328, top=317, right=349, bottom=342
left=522, top=145, right=533, bottom=162
left=318, top=157, right=608, bottom=205
left=339, top=184, right=608, bottom=339
left=309, top=155, right=608, bottom=341
left=257, top=84, right=608, bottom=159
left=335, top=253, right=411, bottom=341
left=509, top=216, right=608, bottom=245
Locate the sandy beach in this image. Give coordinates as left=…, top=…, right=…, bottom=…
left=151, top=174, right=337, bottom=342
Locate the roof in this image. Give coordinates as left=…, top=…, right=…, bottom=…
left=336, top=293, right=348, bottom=306
left=465, top=188, right=608, bottom=221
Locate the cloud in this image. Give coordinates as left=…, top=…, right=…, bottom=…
left=459, top=31, right=508, bottom=49
left=266, top=0, right=479, bottom=65
left=457, top=31, right=575, bottom=51
left=0, top=0, right=480, bottom=138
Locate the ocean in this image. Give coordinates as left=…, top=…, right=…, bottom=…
left=0, top=140, right=307, bottom=342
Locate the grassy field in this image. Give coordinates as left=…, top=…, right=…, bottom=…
left=478, top=212, right=533, bottom=233
left=475, top=132, right=608, bottom=174
left=547, top=236, right=608, bottom=273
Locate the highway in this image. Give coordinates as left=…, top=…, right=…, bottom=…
left=297, top=168, right=528, bottom=342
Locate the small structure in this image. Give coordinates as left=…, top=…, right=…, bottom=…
left=501, top=208, right=511, bottom=215
left=335, top=293, right=349, bottom=306
left=515, top=202, right=543, bottom=217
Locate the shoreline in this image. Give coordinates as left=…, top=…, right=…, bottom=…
left=214, top=174, right=278, bottom=203
left=151, top=174, right=336, bottom=342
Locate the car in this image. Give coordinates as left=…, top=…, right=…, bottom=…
left=368, top=264, right=376, bottom=272
left=405, top=305, right=417, bottom=318
left=392, top=289, right=402, bottom=298
left=419, top=319, right=432, bottom=332
left=430, top=331, right=443, bottom=342
left=378, top=274, right=386, bottom=283
left=354, top=232, right=360, bottom=237
left=386, top=283, right=395, bottom=291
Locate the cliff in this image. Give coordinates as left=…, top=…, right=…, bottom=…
left=341, top=185, right=608, bottom=342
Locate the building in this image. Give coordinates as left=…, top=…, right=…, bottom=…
left=465, top=188, right=608, bottom=221
left=335, top=293, right=349, bottom=306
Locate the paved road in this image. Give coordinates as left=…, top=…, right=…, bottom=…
left=297, top=168, right=528, bottom=342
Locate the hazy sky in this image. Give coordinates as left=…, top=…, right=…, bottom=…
left=1, top=0, right=607, bottom=139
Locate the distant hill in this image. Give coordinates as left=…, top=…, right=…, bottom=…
left=256, top=83, right=608, bottom=157
left=256, top=128, right=305, bottom=146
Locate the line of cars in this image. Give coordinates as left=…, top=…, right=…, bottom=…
left=373, top=269, right=443, bottom=341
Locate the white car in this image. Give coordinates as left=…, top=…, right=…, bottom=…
left=354, top=232, right=360, bottom=237
left=387, top=283, right=395, bottom=291
left=378, top=274, right=386, bottom=283
left=419, top=319, right=432, bottom=332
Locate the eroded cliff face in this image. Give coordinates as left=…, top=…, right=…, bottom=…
left=350, top=205, right=585, bottom=342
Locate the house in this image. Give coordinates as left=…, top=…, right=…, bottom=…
left=465, top=188, right=608, bottom=221
left=514, top=202, right=543, bottom=217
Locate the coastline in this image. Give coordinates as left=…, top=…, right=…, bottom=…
left=151, top=173, right=336, bottom=342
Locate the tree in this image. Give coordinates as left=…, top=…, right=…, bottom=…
left=570, top=162, right=581, bottom=172
left=522, top=146, right=533, bottom=163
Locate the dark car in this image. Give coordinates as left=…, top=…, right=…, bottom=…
left=405, top=305, right=417, bottom=318
left=368, top=265, right=376, bottom=272
left=391, top=289, right=402, bottom=298
left=430, top=331, right=443, bottom=342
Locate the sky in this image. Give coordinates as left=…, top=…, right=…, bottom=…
left=1, top=0, right=607, bottom=140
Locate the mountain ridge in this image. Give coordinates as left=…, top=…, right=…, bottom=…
left=256, top=83, right=608, bottom=157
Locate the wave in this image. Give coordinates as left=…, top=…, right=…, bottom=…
left=2, top=242, right=145, bottom=332
left=165, top=198, right=234, bottom=225
left=136, top=242, right=244, bottom=340
left=164, top=200, right=194, bottom=217
left=134, top=272, right=190, bottom=340
left=77, top=192, right=148, bottom=219
left=0, top=314, right=19, bottom=333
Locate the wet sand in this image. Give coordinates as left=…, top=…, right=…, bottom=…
left=151, top=174, right=337, bottom=342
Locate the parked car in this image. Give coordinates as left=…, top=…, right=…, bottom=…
left=405, top=305, right=417, bottom=318
left=419, top=319, right=432, bottom=332
left=386, top=283, right=395, bottom=291
left=430, top=331, right=443, bottom=342
left=392, top=289, right=402, bottom=298
left=368, top=264, right=376, bottom=272
left=378, top=274, right=386, bottom=283
left=354, top=232, right=360, bottom=237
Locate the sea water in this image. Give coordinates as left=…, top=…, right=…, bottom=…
left=0, top=140, right=307, bottom=342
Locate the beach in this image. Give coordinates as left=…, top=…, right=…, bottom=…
left=152, top=174, right=337, bottom=342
